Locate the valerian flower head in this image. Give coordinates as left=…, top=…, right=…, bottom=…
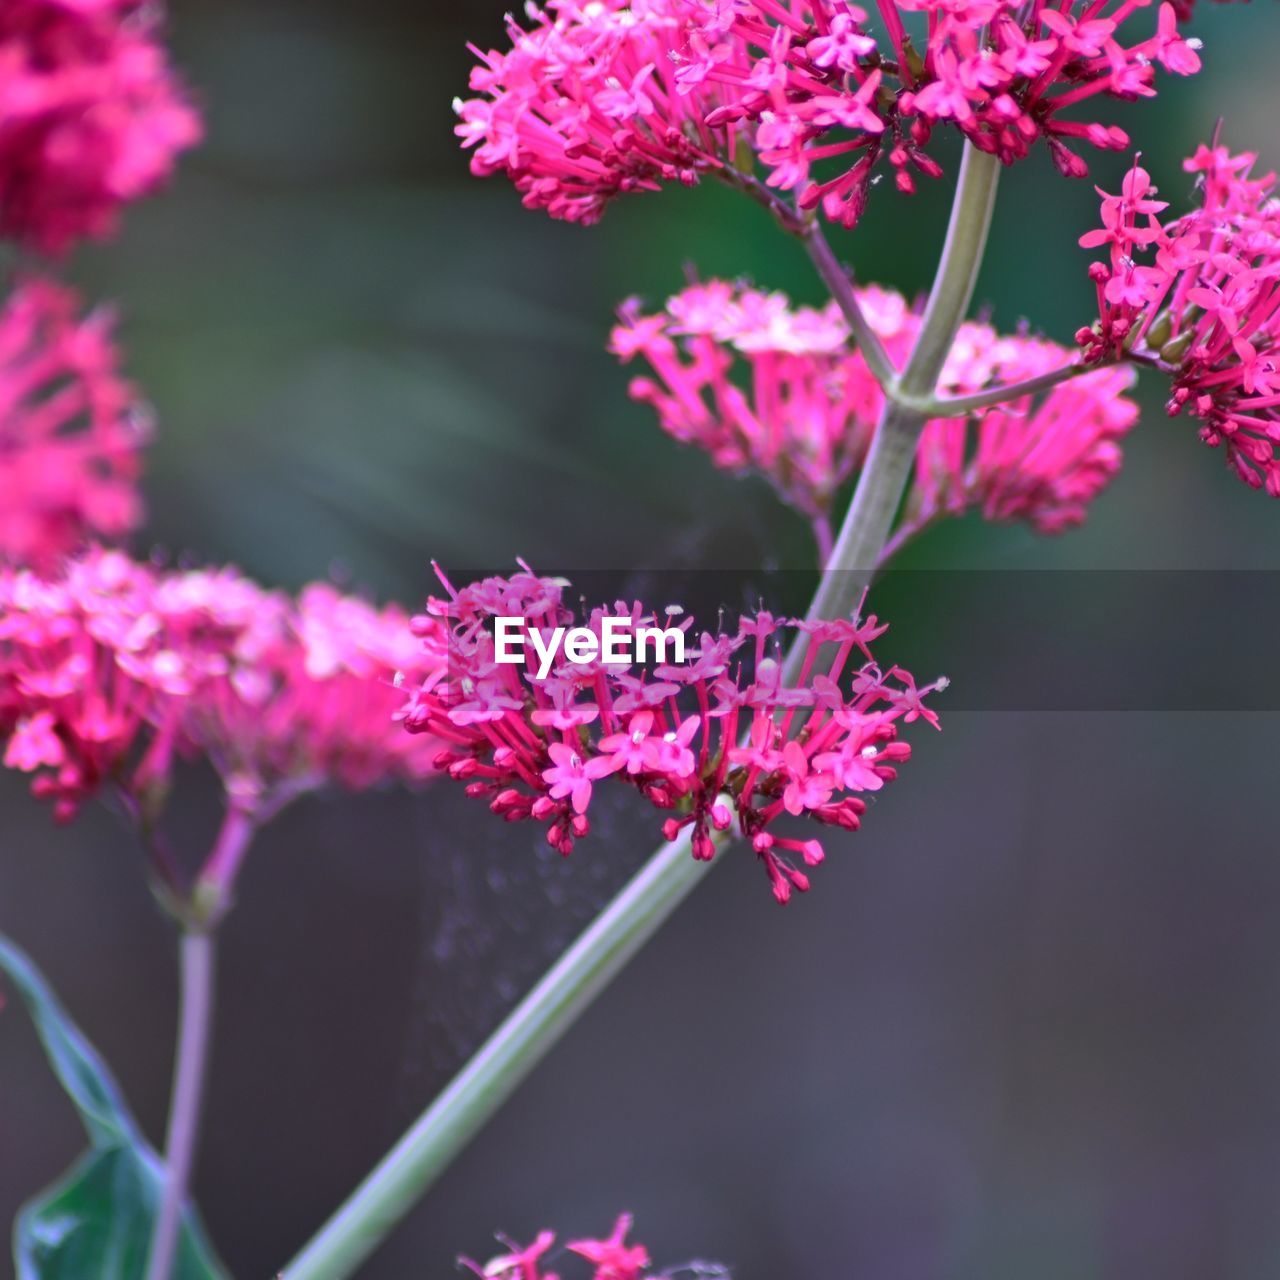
left=0, top=0, right=202, bottom=253
left=613, top=280, right=1137, bottom=556
left=0, top=280, right=149, bottom=571
left=1077, top=141, right=1280, bottom=495
left=454, top=0, right=758, bottom=226
left=0, top=549, right=446, bottom=822
left=684, top=0, right=1204, bottom=225
left=458, top=0, right=1206, bottom=229
left=462, top=1215, right=726, bottom=1280
left=403, top=565, right=943, bottom=904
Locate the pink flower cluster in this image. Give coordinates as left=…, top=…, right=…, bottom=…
left=0, top=548, right=444, bottom=821
left=457, top=0, right=1206, bottom=229
left=463, top=1214, right=713, bottom=1280
left=612, top=280, right=1137, bottom=556
left=0, top=0, right=200, bottom=253
left=455, top=0, right=753, bottom=226
left=401, top=564, right=941, bottom=905
left=698, top=0, right=1204, bottom=225
left=0, top=279, right=148, bottom=571
left=1078, top=143, right=1280, bottom=495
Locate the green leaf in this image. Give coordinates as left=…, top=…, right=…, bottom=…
left=15, top=1147, right=225, bottom=1280
left=0, top=933, right=227, bottom=1280
left=0, top=935, right=133, bottom=1149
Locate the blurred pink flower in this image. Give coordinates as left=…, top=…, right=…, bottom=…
left=0, top=0, right=201, bottom=252
left=612, top=280, right=1137, bottom=557
left=0, top=549, right=447, bottom=821
left=0, top=279, right=148, bottom=571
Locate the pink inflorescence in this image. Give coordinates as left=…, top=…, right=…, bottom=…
left=0, top=548, right=445, bottom=822
left=0, top=0, right=201, bottom=254
left=612, top=280, right=1137, bottom=555
left=1078, top=142, right=1280, bottom=495
left=696, top=0, right=1204, bottom=225
left=457, top=0, right=1205, bottom=229
left=0, top=279, right=149, bottom=571
left=455, top=0, right=756, bottom=226
left=401, top=563, right=942, bottom=905
left=463, top=1214, right=721, bottom=1280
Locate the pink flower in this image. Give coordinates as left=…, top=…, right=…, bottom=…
left=464, top=1216, right=706, bottom=1280
left=454, top=0, right=757, bottom=226
left=781, top=740, right=834, bottom=815
left=3, top=709, right=62, bottom=770
left=462, top=1230, right=559, bottom=1280
left=542, top=742, right=611, bottom=816
left=614, top=280, right=1138, bottom=557
left=458, top=0, right=1210, bottom=230
left=0, top=280, right=148, bottom=571
left=686, top=0, right=1202, bottom=226
left=595, top=710, right=661, bottom=775
left=0, top=0, right=201, bottom=253
left=405, top=566, right=942, bottom=902
left=1, top=549, right=448, bottom=821
left=1078, top=140, right=1280, bottom=495
left=568, top=1215, right=651, bottom=1280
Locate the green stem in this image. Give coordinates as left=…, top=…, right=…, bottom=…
left=898, top=144, right=1001, bottom=400
left=911, top=358, right=1092, bottom=418
left=790, top=144, right=1001, bottom=669
left=279, top=142, right=1002, bottom=1280
left=802, top=221, right=898, bottom=391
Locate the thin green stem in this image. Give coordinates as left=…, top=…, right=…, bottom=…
left=280, top=142, right=1002, bottom=1280
left=144, top=929, right=216, bottom=1280
left=899, top=144, right=1001, bottom=399
left=909, top=358, right=1093, bottom=418
left=801, top=221, right=898, bottom=391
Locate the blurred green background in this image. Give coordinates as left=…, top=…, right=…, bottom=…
left=3, top=2, right=1280, bottom=1277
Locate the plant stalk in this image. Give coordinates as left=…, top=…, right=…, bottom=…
left=144, top=929, right=216, bottom=1280
left=145, top=801, right=257, bottom=1280
left=802, top=221, right=898, bottom=390
left=280, top=142, right=1002, bottom=1280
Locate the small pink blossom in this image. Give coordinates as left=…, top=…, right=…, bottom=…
left=568, top=1216, right=651, bottom=1280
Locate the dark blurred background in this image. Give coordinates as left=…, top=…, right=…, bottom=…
left=4, top=2, right=1280, bottom=1277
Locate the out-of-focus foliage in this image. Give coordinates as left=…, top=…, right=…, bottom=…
left=0, top=935, right=225, bottom=1280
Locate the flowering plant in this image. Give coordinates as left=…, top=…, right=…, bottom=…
left=0, top=1, right=1271, bottom=1278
